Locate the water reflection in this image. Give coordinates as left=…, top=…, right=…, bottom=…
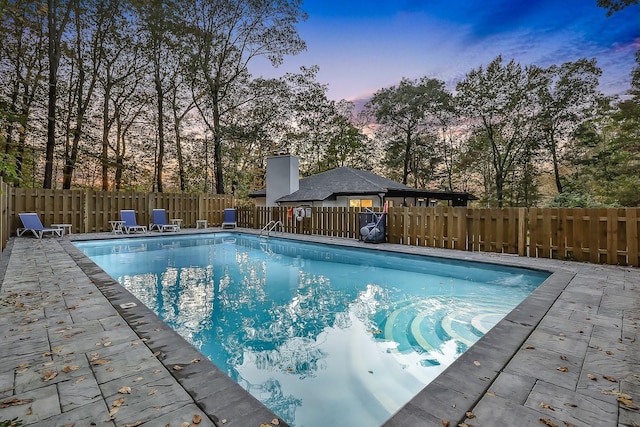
left=76, top=234, right=546, bottom=427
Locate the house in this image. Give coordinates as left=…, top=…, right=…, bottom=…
left=249, top=154, right=475, bottom=208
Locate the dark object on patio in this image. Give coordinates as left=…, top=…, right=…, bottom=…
left=359, top=210, right=386, bottom=243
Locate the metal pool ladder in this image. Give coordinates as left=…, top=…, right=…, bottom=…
left=260, top=220, right=283, bottom=237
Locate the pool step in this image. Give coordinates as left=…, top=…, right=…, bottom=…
left=376, top=297, right=510, bottom=358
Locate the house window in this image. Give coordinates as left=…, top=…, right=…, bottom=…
left=349, top=199, right=373, bottom=208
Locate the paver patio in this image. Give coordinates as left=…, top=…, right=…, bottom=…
left=0, top=230, right=639, bottom=427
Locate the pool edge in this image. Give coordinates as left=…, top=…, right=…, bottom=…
left=67, top=230, right=572, bottom=426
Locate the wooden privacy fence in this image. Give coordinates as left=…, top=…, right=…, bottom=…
left=2, top=183, right=234, bottom=248
left=237, top=206, right=362, bottom=238
left=386, top=206, right=640, bottom=267
left=238, top=206, right=640, bottom=267
left=1, top=178, right=638, bottom=268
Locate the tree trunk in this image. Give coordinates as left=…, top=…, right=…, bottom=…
left=44, top=0, right=69, bottom=189
left=402, top=129, right=411, bottom=185
left=550, top=136, right=563, bottom=194
left=154, top=50, right=164, bottom=193
left=213, top=98, right=224, bottom=194
left=174, top=118, right=186, bottom=192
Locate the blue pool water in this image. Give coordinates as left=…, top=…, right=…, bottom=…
left=74, top=233, right=549, bottom=426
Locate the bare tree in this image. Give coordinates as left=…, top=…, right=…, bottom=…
left=186, top=0, right=306, bottom=193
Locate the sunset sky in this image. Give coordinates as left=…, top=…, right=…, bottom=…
left=252, top=0, right=639, bottom=101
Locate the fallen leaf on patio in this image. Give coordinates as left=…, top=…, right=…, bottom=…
left=563, top=422, right=576, bottom=427
left=441, top=420, right=449, bottom=427
left=172, top=365, right=183, bottom=371
left=75, top=376, right=86, bottom=383
left=153, top=369, right=162, bottom=374
left=564, top=403, right=577, bottom=408
left=466, top=411, right=476, bottom=419
left=486, top=391, right=495, bottom=397
left=473, top=360, right=480, bottom=366
left=192, top=414, right=202, bottom=424
left=52, top=346, right=63, bottom=353
left=106, top=367, right=114, bottom=372
left=43, top=370, right=58, bottom=381
left=539, top=418, right=559, bottom=427
left=259, top=424, right=271, bottom=427
left=133, top=377, right=143, bottom=382
left=26, top=407, right=32, bottom=415
left=91, top=359, right=110, bottom=366
left=103, top=342, right=112, bottom=347
left=153, top=351, right=161, bottom=357
left=271, top=418, right=280, bottom=425
left=556, top=367, right=569, bottom=372
left=560, top=355, right=567, bottom=361
left=118, top=386, right=132, bottom=394
left=0, top=398, right=33, bottom=408
left=123, top=422, right=142, bottom=427
left=221, top=419, right=227, bottom=424
left=525, top=345, right=535, bottom=350
left=181, top=422, right=190, bottom=427
left=109, top=407, right=119, bottom=417
left=42, top=352, right=53, bottom=357
left=587, top=374, right=597, bottom=381
left=61, top=365, right=80, bottom=373
left=618, top=396, right=639, bottom=410
left=605, top=350, right=613, bottom=355
left=148, top=389, right=157, bottom=396
left=541, top=402, right=555, bottom=411
left=603, top=375, right=618, bottom=383
left=191, top=358, right=201, bottom=363
left=112, top=397, right=125, bottom=408
left=89, top=353, right=101, bottom=361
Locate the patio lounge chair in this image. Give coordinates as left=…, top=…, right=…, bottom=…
left=150, top=209, right=179, bottom=232
left=221, top=208, right=237, bottom=229
left=17, top=213, right=63, bottom=239
left=120, top=210, right=147, bottom=234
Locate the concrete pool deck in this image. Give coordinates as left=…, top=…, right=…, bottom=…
left=0, top=229, right=638, bottom=426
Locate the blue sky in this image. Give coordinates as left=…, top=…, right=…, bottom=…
left=251, top=0, right=639, bottom=101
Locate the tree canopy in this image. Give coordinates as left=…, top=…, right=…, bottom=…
left=0, top=0, right=637, bottom=207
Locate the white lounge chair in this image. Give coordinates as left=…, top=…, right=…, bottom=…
left=17, top=213, right=63, bottom=239
left=120, top=210, right=147, bottom=234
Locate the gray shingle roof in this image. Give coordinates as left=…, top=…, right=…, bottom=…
left=275, top=167, right=411, bottom=202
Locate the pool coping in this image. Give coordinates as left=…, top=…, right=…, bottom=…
left=63, top=229, right=577, bottom=426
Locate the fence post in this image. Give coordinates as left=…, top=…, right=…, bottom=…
left=518, top=208, right=526, bottom=257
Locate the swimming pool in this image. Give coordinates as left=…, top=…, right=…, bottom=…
left=74, top=233, right=549, bottom=426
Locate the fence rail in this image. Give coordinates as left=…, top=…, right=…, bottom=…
left=1, top=177, right=638, bottom=267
